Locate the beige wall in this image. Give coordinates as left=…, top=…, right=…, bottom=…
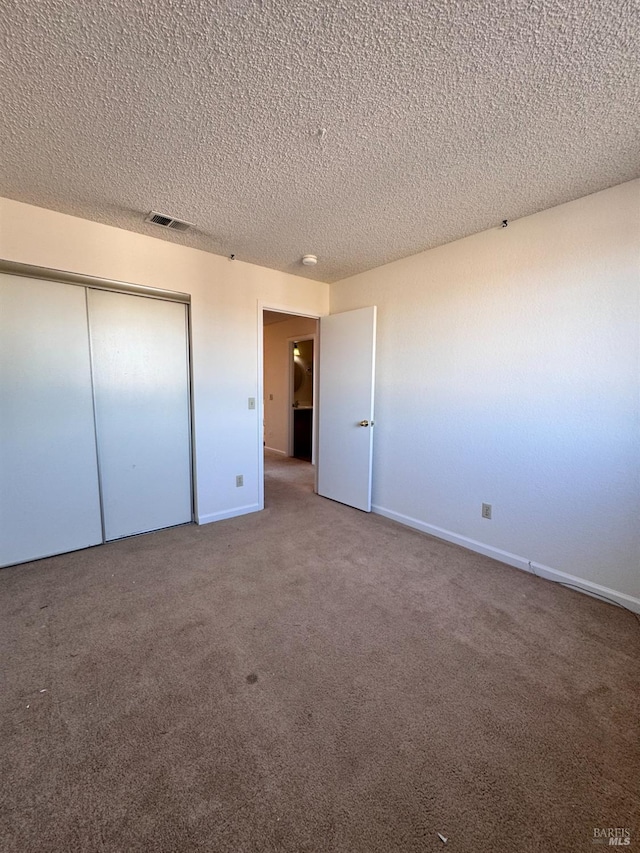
left=331, top=179, right=640, bottom=608
left=263, top=316, right=317, bottom=453
left=0, top=197, right=330, bottom=523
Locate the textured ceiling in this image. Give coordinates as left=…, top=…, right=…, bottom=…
left=1, top=1, right=638, bottom=283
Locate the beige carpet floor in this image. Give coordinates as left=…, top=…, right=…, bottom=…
left=1, top=451, right=638, bottom=852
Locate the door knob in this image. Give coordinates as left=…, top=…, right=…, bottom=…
left=358, top=420, right=370, bottom=427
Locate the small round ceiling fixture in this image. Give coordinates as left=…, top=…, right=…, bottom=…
left=301, top=254, right=317, bottom=266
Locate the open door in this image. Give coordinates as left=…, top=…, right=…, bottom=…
left=317, top=306, right=376, bottom=511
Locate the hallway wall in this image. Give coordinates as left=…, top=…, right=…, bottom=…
left=263, top=316, right=317, bottom=454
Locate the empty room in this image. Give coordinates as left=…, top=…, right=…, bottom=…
left=1, top=1, right=638, bottom=851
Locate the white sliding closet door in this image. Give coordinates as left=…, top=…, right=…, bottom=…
left=0, top=275, right=103, bottom=566
left=87, top=289, right=192, bottom=540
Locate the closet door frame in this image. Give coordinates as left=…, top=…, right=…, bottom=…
left=0, top=261, right=191, bottom=305
left=0, top=259, right=195, bottom=550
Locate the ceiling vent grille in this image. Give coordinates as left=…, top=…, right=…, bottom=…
left=145, top=211, right=192, bottom=232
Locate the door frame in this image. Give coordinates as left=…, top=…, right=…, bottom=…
left=257, top=301, right=322, bottom=511
left=287, top=334, right=317, bottom=460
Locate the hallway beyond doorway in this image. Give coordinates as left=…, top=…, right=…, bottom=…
left=263, top=449, right=314, bottom=507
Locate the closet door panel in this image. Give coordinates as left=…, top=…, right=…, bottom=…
left=0, top=275, right=103, bottom=566
left=87, top=290, right=192, bottom=540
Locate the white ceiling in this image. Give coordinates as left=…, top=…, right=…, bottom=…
left=1, top=0, right=638, bottom=283
left=263, top=310, right=296, bottom=325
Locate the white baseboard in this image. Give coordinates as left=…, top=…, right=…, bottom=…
left=264, top=446, right=287, bottom=456
left=371, top=504, right=640, bottom=615
left=197, top=503, right=261, bottom=525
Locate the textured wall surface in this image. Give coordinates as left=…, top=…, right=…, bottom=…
left=1, top=0, right=638, bottom=281
left=0, top=197, right=329, bottom=523
left=331, top=179, right=640, bottom=604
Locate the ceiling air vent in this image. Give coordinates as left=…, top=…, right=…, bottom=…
left=145, top=211, right=192, bottom=232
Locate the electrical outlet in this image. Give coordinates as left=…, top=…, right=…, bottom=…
left=248, top=397, right=256, bottom=410
left=236, top=475, right=244, bottom=487
left=482, top=502, right=492, bottom=520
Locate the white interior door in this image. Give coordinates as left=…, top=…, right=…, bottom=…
left=0, top=275, right=103, bottom=565
left=88, top=289, right=192, bottom=540
left=317, top=306, right=376, bottom=511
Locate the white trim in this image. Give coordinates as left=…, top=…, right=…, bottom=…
left=371, top=504, right=640, bottom=614
left=197, top=503, right=260, bottom=525
left=264, top=446, right=287, bottom=455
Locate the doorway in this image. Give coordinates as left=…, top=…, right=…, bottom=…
left=261, top=309, right=318, bottom=504
left=258, top=303, right=377, bottom=515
